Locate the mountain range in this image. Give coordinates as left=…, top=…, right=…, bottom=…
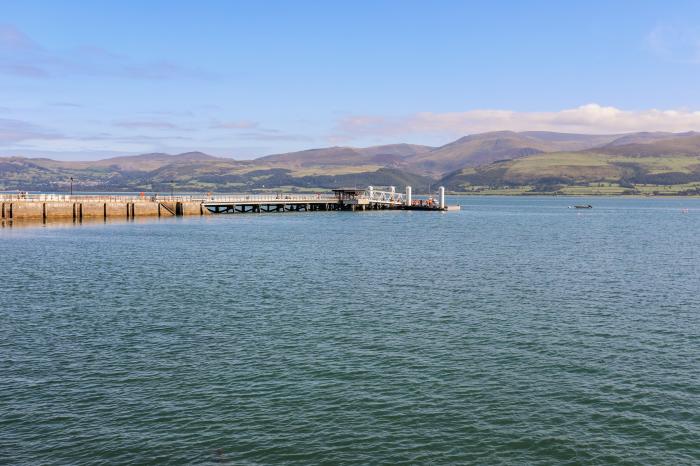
left=3, top=130, right=700, bottom=193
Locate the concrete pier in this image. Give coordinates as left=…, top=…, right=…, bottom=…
left=0, top=195, right=210, bottom=222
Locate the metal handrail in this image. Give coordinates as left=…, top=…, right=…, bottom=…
left=0, top=194, right=161, bottom=202
left=0, top=191, right=414, bottom=204
left=364, top=189, right=406, bottom=204
left=0, top=193, right=338, bottom=203
left=203, top=195, right=337, bottom=203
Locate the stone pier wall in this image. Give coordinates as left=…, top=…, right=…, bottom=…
left=1, top=200, right=210, bottom=221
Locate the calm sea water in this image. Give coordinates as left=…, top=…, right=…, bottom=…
left=2, top=197, right=699, bottom=464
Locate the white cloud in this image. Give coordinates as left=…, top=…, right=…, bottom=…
left=333, top=104, right=700, bottom=140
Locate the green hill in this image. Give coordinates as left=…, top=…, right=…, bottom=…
left=440, top=150, right=700, bottom=194
left=0, top=155, right=433, bottom=193
left=404, top=131, right=622, bottom=175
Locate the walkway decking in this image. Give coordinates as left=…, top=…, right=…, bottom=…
left=1, top=186, right=458, bottom=222
left=201, top=187, right=456, bottom=213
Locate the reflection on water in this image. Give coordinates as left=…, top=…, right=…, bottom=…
left=1, top=216, right=173, bottom=229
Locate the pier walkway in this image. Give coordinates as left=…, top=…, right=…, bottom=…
left=201, top=186, right=455, bottom=213
left=1, top=186, right=457, bottom=222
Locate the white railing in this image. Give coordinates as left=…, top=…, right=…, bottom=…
left=203, top=194, right=337, bottom=203
left=0, top=193, right=160, bottom=202
left=364, top=189, right=406, bottom=204
left=0, top=193, right=336, bottom=203
left=0, top=189, right=414, bottom=205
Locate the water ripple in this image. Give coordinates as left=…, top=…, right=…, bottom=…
left=1, top=197, right=699, bottom=464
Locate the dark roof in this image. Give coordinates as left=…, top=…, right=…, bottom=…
left=331, top=188, right=365, bottom=195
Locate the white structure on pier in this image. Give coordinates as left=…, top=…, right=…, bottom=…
left=200, top=186, right=455, bottom=214
left=363, top=188, right=405, bottom=206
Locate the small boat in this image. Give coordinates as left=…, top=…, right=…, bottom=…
left=573, top=204, right=593, bottom=209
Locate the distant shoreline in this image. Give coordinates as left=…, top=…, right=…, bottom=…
left=5, top=190, right=700, bottom=199
left=447, top=192, right=700, bottom=197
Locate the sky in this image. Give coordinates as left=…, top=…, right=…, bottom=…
left=2, top=0, right=700, bottom=160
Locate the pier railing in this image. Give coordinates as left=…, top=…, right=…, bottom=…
left=203, top=194, right=337, bottom=203
left=2, top=190, right=426, bottom=205
left=366, top=190, right=405, bottom=204
left=0, top=193, right=338, bottom=203
left=0, top=194, right=161, bottom=202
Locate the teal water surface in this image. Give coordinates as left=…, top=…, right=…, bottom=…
left=2, top=197, right=699, bottom=464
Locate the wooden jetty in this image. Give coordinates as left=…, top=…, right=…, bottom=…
left=1, top=186, right=458, bottom=222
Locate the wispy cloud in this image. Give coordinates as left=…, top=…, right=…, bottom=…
left=4, top=131, right=198, bottom=156
left=51, top=102, right=83, bottom=108
left=0, top=24, right=40, bottom=50
left=211, top=120, right=260, bottom=129
left=0, top=63, right=49, bottom=77
left=122, top=61, right=211, bottom=80
left=82, top=133, right=194, bottom=142
left=0, top=24, right=213, bottom=80
left=0, top=117, right=193, bottom=149
left=647, top=23, right=700, bottom=64
left=113, top=120, right=183, bottom=130
left=332, top=104, right=700, bottom=141
left=0, top=118, right=61, bottom=143
left=236, top=132, right=313, bottom=142
left=210, top=120, right=310, bottom=140
left=138, top=109, right=195, bottom=117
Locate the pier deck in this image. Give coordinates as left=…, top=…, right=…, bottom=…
left=1, top=186, right=457, bottom=222
left=203, top=194, right=340, bottom=214
left=201, top=187, right=454, bottom=213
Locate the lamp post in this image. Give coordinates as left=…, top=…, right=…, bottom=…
left=170, top=180, right=174, bottom=198
left=70, top=177, right=74, bottom=196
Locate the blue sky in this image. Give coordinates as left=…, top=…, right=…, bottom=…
left=2, top=0, right=700, bottom=160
